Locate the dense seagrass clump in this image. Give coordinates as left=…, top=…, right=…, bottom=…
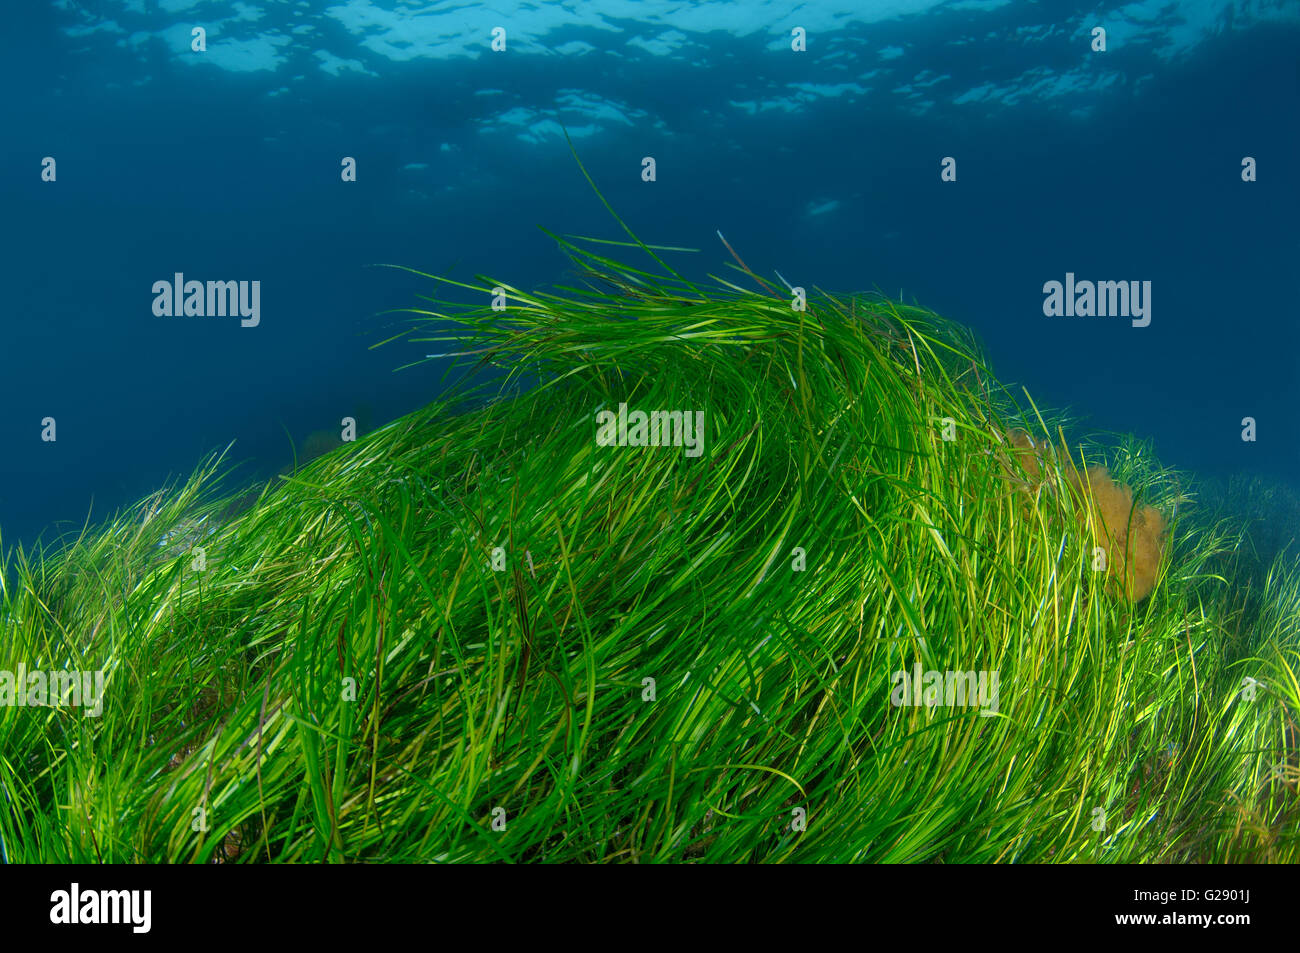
left=0, top=212, right=1295, bottom=862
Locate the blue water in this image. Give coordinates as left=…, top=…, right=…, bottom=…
left=2, top=0, right=1298, bottom=550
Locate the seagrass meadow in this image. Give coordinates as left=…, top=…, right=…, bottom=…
left=1, top=213, right=1298, bottom=863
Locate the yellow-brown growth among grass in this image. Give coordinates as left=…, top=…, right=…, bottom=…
left=999, top=428, right=1168, bottom=602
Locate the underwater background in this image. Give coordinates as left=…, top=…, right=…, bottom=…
left=1, top=0, right=1298, bottom=552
